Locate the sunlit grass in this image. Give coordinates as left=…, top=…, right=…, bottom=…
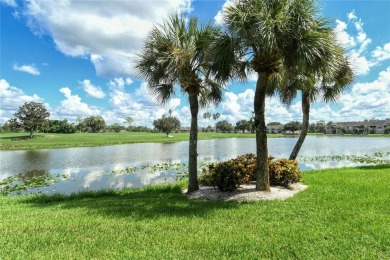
left=0, top=165, right=389, bottom=259
left=0, top=132, right=284, bottom=150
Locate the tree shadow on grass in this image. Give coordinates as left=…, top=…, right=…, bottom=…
left=19, top=184, right=239, bottom=220
left=0, top=135, right=43, bottom=141
left=354, top=164, right=390, bottom=171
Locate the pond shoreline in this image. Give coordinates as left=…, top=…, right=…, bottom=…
left=0, top=132, right=387, bottom=150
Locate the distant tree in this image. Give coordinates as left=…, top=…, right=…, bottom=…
left=212, top=113, right=221, bottom=131
left=124, top=117, right=134, bottom=126
left=248, top=111, right=255, bottom=133
left=82, top=116, right=106, bottom=133
left=337, top=126, right=347, bottom=135
left=107, top=123, right=125, bottom=133
left=203, top=112, right=211, bottom=129
left=283, top=121, right=302, bottom=133
left=46, top=119, right=76, bottom=133
left=14, top=102, right=50, bottom=138
left=268, top=122, right=282, bottom=126
left=309, top=121, right=326, bottom=133
left=3, top=118, right=22, bottom=132
left=212, top=113, right=220, bottom=121
left=129, top=125, right=152, bottom=132
left=384, top=126, right=390, bottom=134
left=153, top=115, right=181, bottom=137
left=216, top=120, right=233, bottom=133
left=235, top=120, right=249, bottom=133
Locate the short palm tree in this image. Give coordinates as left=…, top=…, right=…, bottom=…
left=211, top=0, right=334, bottom=191
left=289, top=58, right=353, bottom=160
left=135, top=13, right=225, bottom=192
left=268, top=32, right=354, bottom=160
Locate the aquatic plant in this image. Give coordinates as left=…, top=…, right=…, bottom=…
left=299, top=152, right=390, bottom=165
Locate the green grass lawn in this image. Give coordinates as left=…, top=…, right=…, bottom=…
left=0, top=132, right=283, bottom=150
left=1, top=165, right=389, bottom=259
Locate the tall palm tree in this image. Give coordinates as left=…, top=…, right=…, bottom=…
left=211, top=0, right=334, bottom=191
left=135, top=13, right=225, bottom=192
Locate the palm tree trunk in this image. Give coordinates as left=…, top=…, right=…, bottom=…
left=187, top=94, right=199, bottom=192
left=289, top=91, right=310, bottom=160
left=254, top=72, right=270, bottom=191
left=29, top=131, right=33, bottom=138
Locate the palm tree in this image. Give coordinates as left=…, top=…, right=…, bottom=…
left=289, top=59, right=353, bottom=160
left=203, top=112, right=211, bottom=129
left=135, top=13, right=225, bottom=192
left=211, top=0, right=334, bottom=191
left=267, top=31, right=354, bottom=160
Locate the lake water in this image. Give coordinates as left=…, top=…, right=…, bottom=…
left=0, top=136, right=389, bottom=195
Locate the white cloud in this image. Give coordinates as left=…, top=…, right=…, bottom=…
left=0, top=0, right=17, bottom=7
left=214, top=0, right=235, bottom=25
left=337, top=67, right=390, bottom=120
left=371, top=42, right=390, bottom=62
left=104, top=78, right=173, bottom=126
left=334, top=12, right=381, bottom=76
left=22, top=0, right=192, bottom=78
left=0, top=79, right=44, bottom=123
left=334, top=20, right=356, bottom=49
left=56, top=87, right=101, bottom=120
left=13, top=64, right=40, bottom=75
left=79, top=79, right=106, bottom=99
left=347, top=10, right=357, bottom=20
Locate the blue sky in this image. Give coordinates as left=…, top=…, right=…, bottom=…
left=1, top=0, right=389, bottom=127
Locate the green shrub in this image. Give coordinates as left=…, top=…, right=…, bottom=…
left=199, top=153, right=256, bottom=191
left=269, top=158, right=301, bottom=187
left=199, top=154, right=301, bottom=191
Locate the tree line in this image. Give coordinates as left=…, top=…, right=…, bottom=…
left=0, top=102, right=153, bottom=136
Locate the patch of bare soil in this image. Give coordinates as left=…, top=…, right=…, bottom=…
left=184, top=182, right=307, bottom=202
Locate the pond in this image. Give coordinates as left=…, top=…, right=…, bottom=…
left=0, top=136, right=389, bottom=195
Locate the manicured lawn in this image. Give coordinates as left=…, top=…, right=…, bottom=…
left=0, top=165, right=389, bottom=259
left=0, top=132, right=282, bottom=150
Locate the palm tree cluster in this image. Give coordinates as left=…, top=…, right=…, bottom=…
left=135, top=0, right=354, bottom=193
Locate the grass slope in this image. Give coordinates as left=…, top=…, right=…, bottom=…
left=0, top=132, right=282, bottom=150
left=0, top=165, right=389, bottom=259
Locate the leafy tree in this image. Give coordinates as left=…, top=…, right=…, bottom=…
left=107, top=123, right=125, bottom=133
left=3, top=118, right=22, bottom=132
left=153, top=115, right=181, bottom=137
left=135, top=13, right=227, bottom=192
left=235, top=119, right=249, bottom=133
left=309, top=120, right=326, bottom=133
left=216, top=120, right=233, bottom=133
left=124, top=117, right=134, bottom=126
left=283, top=121, right=302, bottom=133
left=211, top=0, right=343, bottom=191
left=14, top=102, right=50, bottom=138
left=127, top=125, right=152, bottom=132
left=46, top=119, right=76, bottom=133
left=82, top=116, right=106, bottom=133
left=268, top=122, right=282, bottom=126
left=384, top=126, right=390, bottom=134
left=337, top=126, right=348, bottom=135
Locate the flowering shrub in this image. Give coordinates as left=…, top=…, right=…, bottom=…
left=269, top=158, right=301, bottom=187
left=199, top=153, right=256, bottom=191
left=199, top=154, right=301, bottom=191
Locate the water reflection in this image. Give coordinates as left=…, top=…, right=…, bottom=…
left=1, top=136, right=389, bottom=195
